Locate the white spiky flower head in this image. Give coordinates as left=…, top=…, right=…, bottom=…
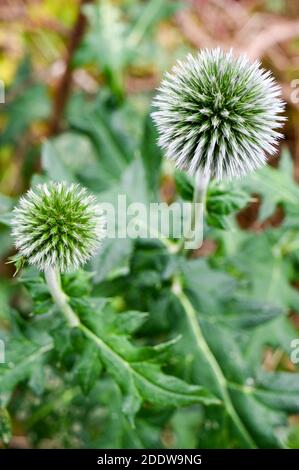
left=152, top=48, right=285, bottom=181
left=11, top=182, right=107, bottom=272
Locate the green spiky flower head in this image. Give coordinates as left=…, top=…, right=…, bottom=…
left=12, top=182, right=107, bottom=272
left=152, top=48, right=285, bottom=180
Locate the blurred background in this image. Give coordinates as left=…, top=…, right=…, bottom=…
left=1, top=0, right=299, bottom=199
left=1, top=0, right=299, bottom=449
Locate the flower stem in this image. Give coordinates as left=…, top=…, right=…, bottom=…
left=178, top=168, right=210, bottom=253
left=44, top=266, right=80, bottom=328
left=173, top=279, right=257, bottom=449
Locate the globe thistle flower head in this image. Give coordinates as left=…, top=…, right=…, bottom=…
left=152, top=48, right=285, bottom=181
left=12, top=182, right=107, bottom=272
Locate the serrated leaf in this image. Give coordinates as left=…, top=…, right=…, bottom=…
left=175, top=257, right=299, bottom=448
left=240, top=148, right=299, bottom=221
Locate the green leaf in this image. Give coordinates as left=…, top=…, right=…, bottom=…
left=69, top=95, right=133, bottom=189
left=74, top=342, right=102, bottom=394
left=76, top=300, right=219, bottom=423
left=127, top=0, right=181, bottom=49
left=91, top=238, right=133, bottom=284
left=223, top=230, right=299, bottom=311
left=207, top=186, right=250, bottom=216
left=285, top=424, right=299, bottom=449
left=240, top=148, right=299, bottom=221
left=175, top=257, right=299, bottom=448
left=175, top=170, right=194, bottom=201
left=0, top=335, right=52, bottom=394
left=0, top=58, right=50, bottom=146
left=77, top=2, right=127, bottom=98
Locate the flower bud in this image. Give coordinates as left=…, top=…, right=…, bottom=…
left=12, top=182, right=107, bottom=272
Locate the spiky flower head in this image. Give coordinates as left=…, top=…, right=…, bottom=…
left=152, top=48, right=285, bottom=180
left=11, top=182, right=107, bottom=272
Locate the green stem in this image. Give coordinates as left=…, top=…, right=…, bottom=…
left=44, top=265, right=255, bottom=447
left=44, top=266, right=80, bottom=328
left=193, top=168, right=210, bottom=213
left=173, top=279, right=257, bottom=449
left=179, top=168, right=210, bottom=253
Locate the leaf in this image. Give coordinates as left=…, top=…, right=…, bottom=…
left=29, top=362, right=45, bottom=396
left=175, top=257, right=299, bottom=448
left=0, top=194, right=14, bottom=229
left=132, top=362, right=216, bottom=408
left=285, top=424, right=299, bottom=449
left=207, top=186, right=250, bottom=229
left=92, top=157, right=169, bottom=278
left=7, top=254, right=27, bottom=276
left=0, top=58, right=50, bottom=145
left=175, top=170, right=194, bottom=201
left=91, top=238, right=133, bottom=284
left=251, top=371, right=299, bottom=413
left=74, top=342, right=102, bottom=394
left=140, top=113, right=162, bottom=198
left=109, top=310, right=149, bottom=335
left=174, top=172, right=250, bottom=229
left=76, top=0, right=181, bottom=98
left=207, top=186, right=250, bottom=216
left=127, top=0, right=181, bottom=49
left=181, top=258, right=236, bottom=316
left=76, top=300, right=219, bottom=423
left=0, top=335, right=53, bottom=394
left=223, top=230, right=299, bottom=311
left=240, top=148, right=299, bottom=221
left=77, top=2, right=127, bottom=98
left=170, top=406, right=203, bottom=449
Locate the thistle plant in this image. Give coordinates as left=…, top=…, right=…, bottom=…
left=11, top=182, right=107, bottom=326
left=152, top=48, right=285, bottom=182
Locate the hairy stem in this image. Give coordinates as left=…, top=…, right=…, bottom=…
left=44, top=266, right=80, bottom=327
left=173, top=279, right=257, bottom=449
